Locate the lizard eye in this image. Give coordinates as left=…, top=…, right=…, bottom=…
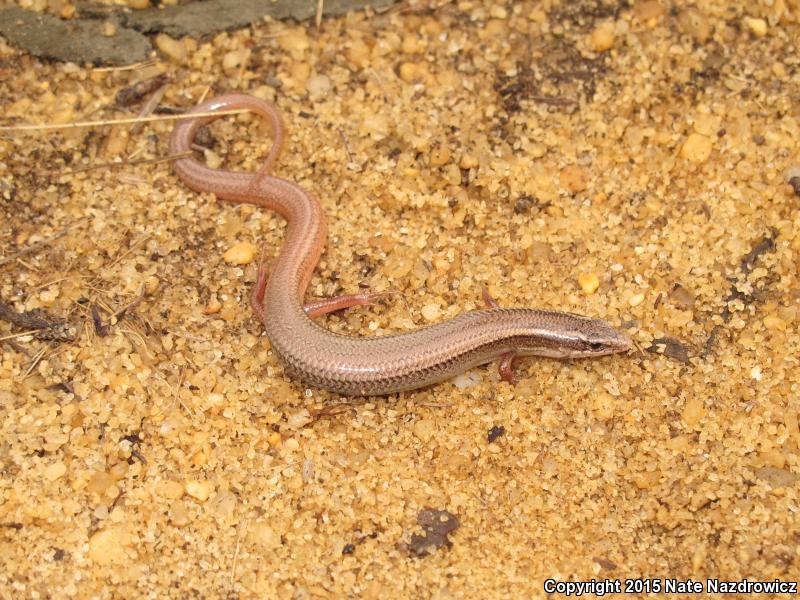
left=588, top=341, right=604, bottom=351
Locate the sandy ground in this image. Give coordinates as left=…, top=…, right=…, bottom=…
left=1, top=0, right=799, bottom=598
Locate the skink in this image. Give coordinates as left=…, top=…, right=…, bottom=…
left=169, top=94, right=631, bottom=395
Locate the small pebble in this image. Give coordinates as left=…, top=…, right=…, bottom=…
left=211, top=490, right=236, bottom=520
left=286, top=408, right=312, bottom=430
left=429, top=146, right=451, bottom=167
left=103, top=126, right=128, bottom=158
left=159, top=416, right=182, bottom=437
left=401, top=35, right=424, bottom=54
left=433, top=257, right=451, bottom=272
left=629, top=293, right=645, bottom=307
left=692, top=545, right=707, bottom=572
left=289, top=62, right=311, bottom=86
left=593, top=392, right=615, bottom=420
left=588, top=22, right=616, bottom=52
left=306, top=74, right=332, bottom=97
left=744, top=16, right=767, bottom=37
left=144, top=275, right=160, bottom=295
left=633, top=0, right=666, bottom=24
left=60, top=3, right=76, bottom=18
left=696, top=115, right=720, bottom=136
left=252, top=84, right=276, bottom=102
left=51, top=108, right=75, bottom=125
left=44, top=461, right=67, bottom=481
left=155, top=33, right=186, bottom=63
left=665, top=434, right=689, bottom=452
left=109, top=462, right=128, bottom=480
left=784, top=165, right=800, bottom=181
left=346, top=39, right=371, bottom=69
left=191, top=448, right=209, bottom=467
left=677, top=8, right=710, bottom=43
left=669, top=284, right=694, bottom=308
left=203, top=149, right=222, bottom=170
left=778, top=305, right=797, bottom=324
left=204, top=297, right=222, bottom=315
left=88, top=528, right=128, bottom=564
left=267, top=432, right=282, bottom=447
left=87, top=471, right=115, bottom=494
left=679, top=133, right=712, bottom=163
left=399, top=62, right=429, bottom=84
left=223, top=241, right=256, bottom=265
left=421, top=303, right=441, bottom=321
left=484, top=19, right=508, bottom=37
left=247, top=522, right=280, bottom=549
left=578, top=272, right=600, bottom=295
left=681, top=396, right=704, bottom=427
left=277, top=27, right=310, bottom=60
left=169, top=501, right=189, bottom=526
left=488, top=5, right=507, bottom=18
left=413, top=419, right=435, bottom=442
left=185, top=480, right=214, bottom=502
left=763, top=315, right=785, bottom=331
left=222, top=49, right=249, bottom=75
left=452, top=371, right=482, bottom=389
left=559, top=165, right=590, bottom=193
left=361, top=113, right=390, bottom=140
left=527, top=241, right=553, bottom=262
left=459, top=154, right=478, bottom=169
left=157, top=480, right=184, bottom=500
left=38, top=286, right=59, bottom=305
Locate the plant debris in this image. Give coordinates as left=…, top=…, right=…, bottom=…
left=0, top=299, right=75, bottom=342
left=115, top=74, right=169, bottom=107
left=407, top=508, right=460, bottom=557
left=721, top=230, right=778, bottom=322
left=487, top=425, right=505, bottom=442
left=646, top=336, right=690, bottom=363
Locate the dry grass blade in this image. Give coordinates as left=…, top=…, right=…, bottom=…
left=0, top=219, right=88, bottom=267
left=131, top=84, right=169, bottom=135
left=119, top=327, right=153, bottom=359
left=92, top=59, right=159, bottom=73
left=0, top=108, right=247, bottom=132
left=0, top=330, right=43, bottom=341
left=315, top=0, right=324, bottom=30
left=230, top=518, right=248, bottom=584
left=62, top=151, right=193, bottom=176
left=21, top=346, right=47, bottom=380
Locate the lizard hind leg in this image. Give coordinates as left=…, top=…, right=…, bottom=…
left=304, top=290, right=398, bottom=318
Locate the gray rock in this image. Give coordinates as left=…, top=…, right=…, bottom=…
left=0, top=1, right=396, bottom=66
left=124, top=0, right=396, bottom=37
left=0, top=6, right=151, bottom=65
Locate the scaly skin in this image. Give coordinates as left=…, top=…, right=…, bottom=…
left=169, top=94, right=631, bottom=395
